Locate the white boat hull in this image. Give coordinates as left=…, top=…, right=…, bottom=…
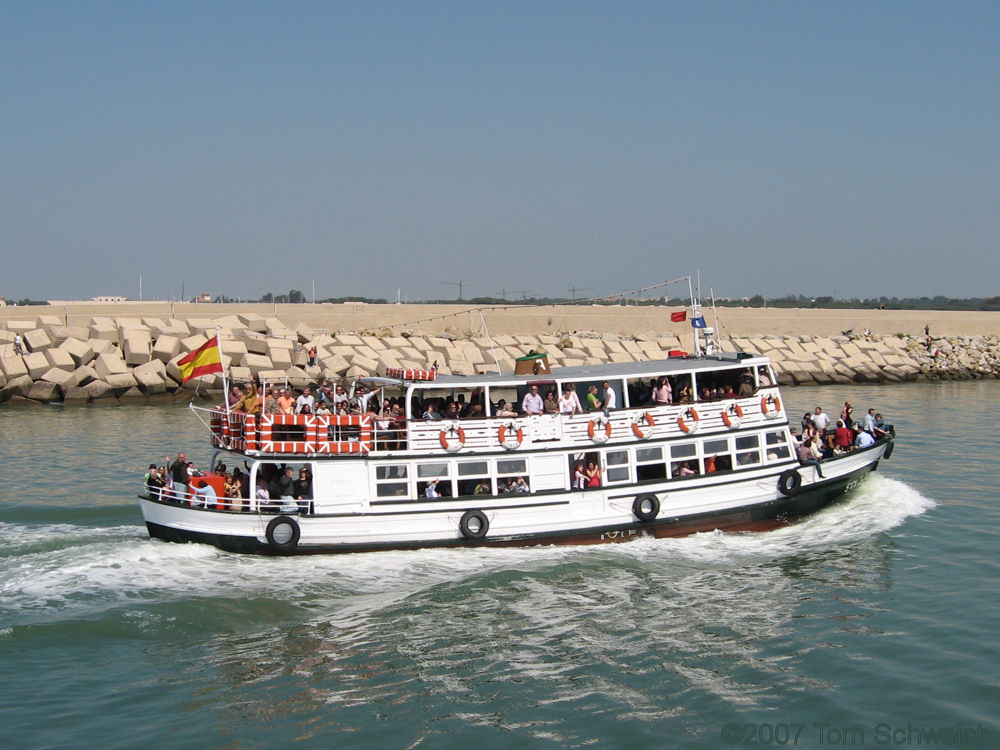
left=139, top=441, right=890, bottom=555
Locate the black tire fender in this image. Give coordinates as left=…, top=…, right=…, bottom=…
left=459, top=509, right=489, bottom=540
left=265, top=515, right=301, bottom=551
left=883, top=441, right=894, bottom=459
left=777, top=469, right=802, bottom=497
left=632, top=494, right=660, bottom=522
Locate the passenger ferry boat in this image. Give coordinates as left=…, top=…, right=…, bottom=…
left=137, top=323, right=894, bottom=555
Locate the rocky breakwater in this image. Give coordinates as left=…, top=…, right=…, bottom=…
left=0, top=312, right=996, bottom=406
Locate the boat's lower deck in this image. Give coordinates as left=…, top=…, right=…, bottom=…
left=140, top=442, right=887, bottom=555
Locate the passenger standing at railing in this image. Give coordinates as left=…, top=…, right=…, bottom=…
left=168, top=452, right=189, bottom=495
left=264, top=386, right=281, bottom=414
left=601, top=381, right=617, bottom=411
left=295, top=387, right=315, bottom=415
left=145, top=464, right=166, bottom=498
left=559, top=385, right=582, bottom=415
left=544, top=390, right=559, bottom=414
left=277, top=389, right=295, bottom=415
left=522, top=385, right=544, bottom=415
left=586, top=385, right=601, bottom=412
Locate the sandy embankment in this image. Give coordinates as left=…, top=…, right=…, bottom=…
left=5, top=301, right=998, bottom=339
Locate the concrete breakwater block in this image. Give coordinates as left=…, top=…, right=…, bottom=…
left=3, top=309, right=1000, bottom=406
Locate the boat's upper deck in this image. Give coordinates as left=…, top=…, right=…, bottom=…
left=205, top=351, right=784, bottom=458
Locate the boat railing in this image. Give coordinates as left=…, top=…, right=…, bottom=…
left=406, top=394, right=787, bottom=453
left=203, top=392, right=788, bottom=456
left=142, top=481, right=248, bottom=512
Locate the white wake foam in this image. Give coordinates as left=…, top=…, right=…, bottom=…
left=0, top=474, right=933, bottom=629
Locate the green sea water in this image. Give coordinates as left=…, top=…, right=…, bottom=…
left=0, top=382, right=997, bottom=749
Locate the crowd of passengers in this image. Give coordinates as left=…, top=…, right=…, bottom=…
left=792, top=402, right=891, bottom=475
left=144, top=452, right=314, bottom=512
left=220, top=365, right=774, bottom=424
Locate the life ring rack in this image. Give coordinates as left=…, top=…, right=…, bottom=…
left=498, top=420, right=524, bottom=450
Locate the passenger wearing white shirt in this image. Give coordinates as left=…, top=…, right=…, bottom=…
left=811, top=406, right=831, bottom=432
left=602, top=381, right=617, bottom=411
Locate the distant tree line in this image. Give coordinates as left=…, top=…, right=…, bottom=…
left=8, top=292, right=999, bottom=311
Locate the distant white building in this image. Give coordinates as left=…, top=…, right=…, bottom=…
left=92, top=296, right=129, bottom=302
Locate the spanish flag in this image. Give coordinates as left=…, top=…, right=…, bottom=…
left=178, top=338, right=224, bottom=382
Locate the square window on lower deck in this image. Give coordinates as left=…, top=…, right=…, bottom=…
left=376, top=482, right=408, bottom=497
left=417, top=463, right=449, bottom=479
left=497, top=458, right=527, bottom=476
left=376, top=465, right=408, bottom=480
left=636, top=447, right=663, bottom=463
left=671, top=443, right=697, bottom=459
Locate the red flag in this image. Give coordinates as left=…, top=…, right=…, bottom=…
left=670, top=311, right=687, bottom=322
left=178, top=338, right=223, bottom=382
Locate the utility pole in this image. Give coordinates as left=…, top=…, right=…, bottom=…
left=443, top=281, right=465, bottom=301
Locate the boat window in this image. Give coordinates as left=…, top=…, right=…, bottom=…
left=635, top=446, right=662, bottom=463
left=411, top=386, right=484, bottom=420
left=376, top=465, right=408, bottom=480
left=671, top=443, right=697, bottom=459
left=703, top=438, right=732, bottom=474
left=456, top=460, right=491, bottom=497
left=704, top=438, right=729, bottom=454
left=488, top=386, right=520, bottom=417
left=765, top=431, right=792, bottom=461
left=417, top=463, right=449, bottom=478
left=735, top=435, right=761, bottom=467
left=633, top=445, right=666, bottom=482
left=416, top=462, right=452, bottom=499
left=692, top=367, right=744, bottom=401
left=671, top=459, right=700, bottom=478
left=497, top=458, right=527, bottom=475
left=375, top=463, right=408, bottom=498
left=605, top=450, right=629, bottom=483
left=458, top=461, right=489, bottom=476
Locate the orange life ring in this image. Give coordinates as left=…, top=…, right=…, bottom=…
left=631, top=412, right=655, bottom=439
left=721, top=402, right=744, bottom=429
left=587, top=415, right=612, bottom=444
left=498, top=421, right=524, bottom=450
left=677, top=407, right=701, bottom=433
left=440, top=422, right=466, bottom=452
left=761, top=395, right=782, bottom=419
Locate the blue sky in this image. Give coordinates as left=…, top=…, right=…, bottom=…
left=3, top=1, right=998, bottom=303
